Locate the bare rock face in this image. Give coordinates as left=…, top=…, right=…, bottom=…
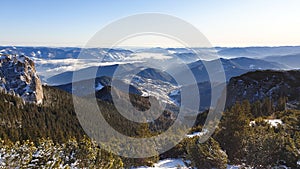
left=0, top=54, right=43, bottom=104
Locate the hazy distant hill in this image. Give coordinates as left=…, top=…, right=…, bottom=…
left=47, top=63, right=176, bottom=85
left=173, top=57, right=287, bottom=84
left=55, top=76, right=142, bottom=96
left=217, top=46, right=300, bottom=58
left=264, top=53, right=300, bottom=68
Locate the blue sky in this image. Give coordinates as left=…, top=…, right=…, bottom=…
left=1, top=0, right=299, bottom=47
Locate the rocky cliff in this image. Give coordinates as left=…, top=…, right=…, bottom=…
left=0, top=54, right=43, bottom=103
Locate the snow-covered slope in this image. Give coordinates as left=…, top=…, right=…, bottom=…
left=133, top=158, right=241, bottom=169
left=133, top=159, right=189, bottom=169
left=126, top=75, right=179, bottom=105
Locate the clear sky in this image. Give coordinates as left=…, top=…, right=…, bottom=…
left=0, top=0, right=299, bottom=47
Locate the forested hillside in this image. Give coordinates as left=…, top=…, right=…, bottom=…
left=1, top=70, right=300, bottom=168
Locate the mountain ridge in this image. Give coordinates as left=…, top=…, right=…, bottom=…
left=226, top=70, right=300, bottom=107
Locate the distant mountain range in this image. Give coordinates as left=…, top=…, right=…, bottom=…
left=47, top=57, right=288, bottom=85
left=45, top=55, right=291, bottom=110
left=2, top=46, right=300, bottom=60
left=1, top=46, right=300, bottom=81
left=174, top=57, right=288, bottom=84
left=216, top=46, right=300, bottom=58
left=0, top=46, right=133, bottom=60
left=264, top=53, right=300, bottom=68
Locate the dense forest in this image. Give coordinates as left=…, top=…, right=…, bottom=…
left=0, top=84, right=300, bottom=168
left=0, top=86, right=85, bottom=143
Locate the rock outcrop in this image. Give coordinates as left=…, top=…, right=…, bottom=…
left=0, top=54, right=43, bottom=104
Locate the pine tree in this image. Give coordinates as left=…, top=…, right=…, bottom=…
left=262, top=97, right=274, bottom=116
left=187, top=137, right=228, bottom=169
left=215, top=102, right=250, bottom=164
left=276, top=96, right=287, bottom=111
left=245, top=126, right=299, bottom=168
left=251, top=100, right=262, bottom=117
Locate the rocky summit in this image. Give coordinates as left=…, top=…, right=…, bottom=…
left=226, top=70, right=300, bottom=107
left=0, top=54, right=43, bottom=104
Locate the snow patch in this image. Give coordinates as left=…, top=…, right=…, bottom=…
left=250, top=119, right=283, bottom=127
left=227, top=165, right=241, bottom=169
left=133, top=159, right=189, bottom=169
left=169, top=89, right=180, bottom=96
left=265, top=119, right=283, bottom=127
left=95, top=83, right=104, bottom=91
left=186, top=129, right=208, bottom=138
left=17, top=55, right=25, bottom=63
left=249, top=64, right=255, bottom=69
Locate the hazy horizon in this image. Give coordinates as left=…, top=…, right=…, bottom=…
left=1, top=45, right=300, bottom=49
